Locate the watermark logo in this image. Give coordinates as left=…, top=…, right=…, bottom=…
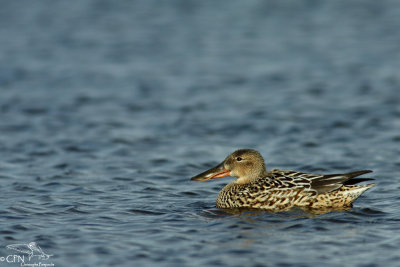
left=1, top=242, right=54, bottom=266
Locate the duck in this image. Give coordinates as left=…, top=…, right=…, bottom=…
left=190, top=149, right=375, bottom=211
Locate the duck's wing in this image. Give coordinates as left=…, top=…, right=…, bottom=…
left=235, top=171, right=312, bottom=200
left=233, top=169, right=373, bottom=209
left=233, top=171, right=315, bottom=209
left=269, top=169, right=373, bottom=194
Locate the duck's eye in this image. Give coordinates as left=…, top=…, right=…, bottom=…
left=236, top=157, right=243, bottom=162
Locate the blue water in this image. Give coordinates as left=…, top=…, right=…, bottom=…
left=1, top=0, right=400, bottom=266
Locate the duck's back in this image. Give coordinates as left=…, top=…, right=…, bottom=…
left=216, top=169, right=375, bottom=211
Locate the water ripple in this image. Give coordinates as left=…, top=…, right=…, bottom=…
left=1, top=1, right=399, bottom=267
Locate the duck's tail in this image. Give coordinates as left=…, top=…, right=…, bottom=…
left=343, top=183, right=375, bottom=200
left=310, top=183, right=375, bottom=209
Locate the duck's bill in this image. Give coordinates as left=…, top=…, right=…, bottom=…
left=190, top=163, right=231, bottom=181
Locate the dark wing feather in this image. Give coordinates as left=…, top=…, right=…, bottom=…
left=268, top=169, right=373, bottom=194
left=343, top=178, right=374, bottom=185
left=310, top=170, right=373, bottom=194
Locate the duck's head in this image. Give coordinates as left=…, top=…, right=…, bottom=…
left=190, top=149, right=267, bottom=184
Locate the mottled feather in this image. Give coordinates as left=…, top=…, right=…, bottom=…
left=191, top=149, right=375, bottom=212
left=216, top=169, right=374, bottom=210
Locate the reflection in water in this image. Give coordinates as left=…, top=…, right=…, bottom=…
left=212, top=206, right=351, bottom=217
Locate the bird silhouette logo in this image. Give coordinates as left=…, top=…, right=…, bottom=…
left=6, top=242, right=52, bottom=261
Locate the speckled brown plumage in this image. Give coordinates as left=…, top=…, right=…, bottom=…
left=191, top=149, right=375, bottom=212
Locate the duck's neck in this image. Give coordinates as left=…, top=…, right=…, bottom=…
left=233, top=170, right=267, bottom=184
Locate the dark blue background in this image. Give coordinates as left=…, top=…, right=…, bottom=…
left=1, top=1, right=399, bottom=266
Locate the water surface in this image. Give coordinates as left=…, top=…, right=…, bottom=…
left=1, top=1, right=400, bottom=266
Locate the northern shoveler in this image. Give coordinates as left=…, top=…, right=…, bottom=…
left=190, top=149, right=375, bottom=211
